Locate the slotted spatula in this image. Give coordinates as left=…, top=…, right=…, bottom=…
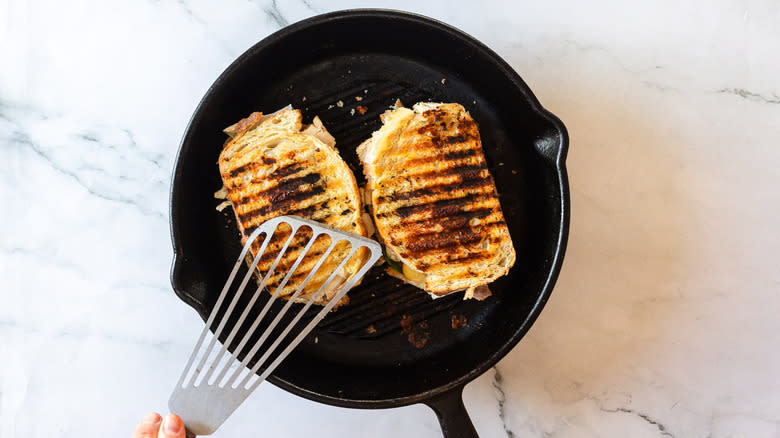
left=169, top=215, right=382, bottom=436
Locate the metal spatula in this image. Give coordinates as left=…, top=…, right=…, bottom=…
left=169, top=216, right=382, bottom=436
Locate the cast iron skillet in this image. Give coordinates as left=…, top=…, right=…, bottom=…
left=170, top=9, right=569, bottom=438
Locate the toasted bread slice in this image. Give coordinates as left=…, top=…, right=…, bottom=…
left=357, top=102, right=515, bottom=298
left=219, top=108, right=366, bottom=305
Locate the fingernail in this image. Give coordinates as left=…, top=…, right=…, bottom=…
left=142, top=412, right=161, bottom=424
left=164, top=415, right=182, bottom=434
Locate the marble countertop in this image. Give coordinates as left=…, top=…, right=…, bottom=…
left=1, top=1, right=779, bottom=437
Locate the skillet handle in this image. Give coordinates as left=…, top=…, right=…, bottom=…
left=533, top=113, right=569, bottom=165
left=425, top=385, right=479, bottom=438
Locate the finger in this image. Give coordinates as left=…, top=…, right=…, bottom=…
left=159, top=414, right=186, bottom=438
left=132, top=412, right=161, bottom=438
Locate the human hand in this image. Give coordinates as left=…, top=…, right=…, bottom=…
left=132, top=412, right=189, bottom=438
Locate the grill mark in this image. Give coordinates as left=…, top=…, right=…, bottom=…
left=402, top=145, right=481, bottom=168
left=264, top=173, right=321, bottom=200
left=400, top=208, right=495, bottom=230
left=264, top=251, right=349, bottom=290
left=239, top=206, right=275, bottom=226
left=233, top=172, right=319, bottom=208
left=403, top=232, right=483, bottom=255
left=234, top=193, right=262, bottom=208
left=393, top=192, right=485, bottom=219
left=407, top=163, right=488, bottom=182
left=422, top=108, right=451, bottom=121
left=261, top=249, right=325, bottom=274
left=256, top=239, right=312, bottom=264
left=415, top=123, right=437, bottom=135
left=457, top=119, right=477, bottom=130
left=228, top=162, right=258, bottom=178
left=443, top=148, right=479, bottom=160
left=258, top=234, right=325, bottom=262
left=237, top=174, right=323, bottom=220
left=232, top=165, right=308, bottom=197
left=284, top=204, right=319, bottom=218
left=443, top=252, right=493, bottom=263
left=268, top=184, right=325, bottom=204
left=272, top=164, right=305, bottom=179
left=399, top=220, right=506, bottom=242
left=265, top=241, right=365, bottom=288
left=286, top=259, right=343, bottom=283
left=383, top=177, right=491, bottom=203
left=441, top=133, right=477, bottom=145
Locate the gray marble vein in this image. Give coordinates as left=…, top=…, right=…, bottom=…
left=1, top=246, right=91, bottom=279
left=169, top=0, right=235, bottom=56
left=300, top=0, right=316, bottom=12
left=562, top=39, right=662, bottom=76
left=598, top=406, right=675, bottom=438
left=0, top=318, right=175, bottom=350
left=175, top=0, right=205, bottom=25
left=11, top=130, right=163, bottom=218
left=0, top=102, right=167, bottom=219
left=264, top=0, right=290, bottom=28
left=491, top=366, right=517, bottom=438
left=717, top=88, right=780, bottom=104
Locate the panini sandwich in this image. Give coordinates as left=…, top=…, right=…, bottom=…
left=218, top=108, right=367, bottom=305
left=357, top=102, right=515, bottom=298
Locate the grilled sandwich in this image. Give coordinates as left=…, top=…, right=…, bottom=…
left=218, top=108, right=367, bottom=305
left=357, top=102, right=515, bottom=298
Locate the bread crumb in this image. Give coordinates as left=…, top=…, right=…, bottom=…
left=364, top=89, right=368, bottom=94
left=472, top=100, right=476, bottom=104
left=441, top=78, right=446, bottom=84
left=214, top=186, right=228, bottom=199
left=336, top=100, right=344, bottom=108
left=314, top=336, right=318, bottom=343
left=350, top=108, right=355, bottom=116
left=357, top=105, right=367, bottom=115
left=401, top=315, right=430, bottom=349
left=498, top=162, right=504, bottom=166
left=355, top=96, right=363, bottom=101
left=511, top=169, right=518, bottom=174
left=465, top=285, right=492, bottom=301
left=216, top=200, right=232, bottom=212
left=451, top=314, right=468, bottom=329
left=347, top=69, right=351, bottom=74
left=302, top=96, right=307, bottom=101
left=366, top=325, right=376, bottom=334
left=328, top=104, right=334, bottom=109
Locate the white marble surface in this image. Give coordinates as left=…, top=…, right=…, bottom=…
left=1, top=1, right=779, bottom=437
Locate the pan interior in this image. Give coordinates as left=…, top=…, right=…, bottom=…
left=171, top=11, right=566, bottom=406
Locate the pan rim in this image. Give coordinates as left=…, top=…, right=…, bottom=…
left=169, top=8, right=570, bottom=409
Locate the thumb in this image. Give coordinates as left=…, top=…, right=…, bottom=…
left=159, top=414, right=187, bottom=438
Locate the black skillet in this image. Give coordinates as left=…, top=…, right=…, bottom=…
left=169, top=9, right=569, bottom=438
